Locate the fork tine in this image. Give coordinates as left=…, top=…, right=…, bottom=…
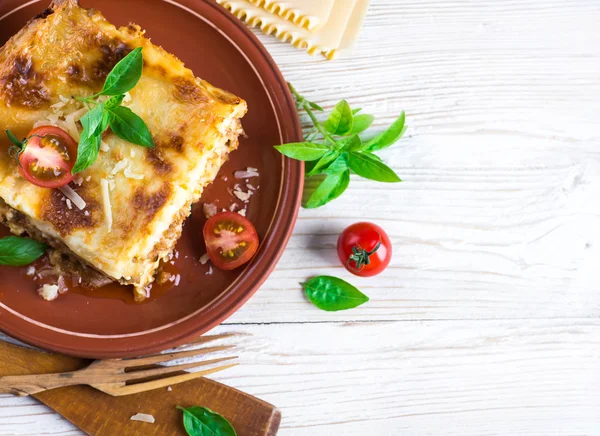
left=123, top=345, right=235, bottom=368
left=103, top=363, right=239, bottom=396
left=182, top=333, right=240, bottom=347
left=122, top=356, right=237, bottom=381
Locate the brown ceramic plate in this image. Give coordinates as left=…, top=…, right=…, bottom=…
left=0, top=0, right=302, bottom=358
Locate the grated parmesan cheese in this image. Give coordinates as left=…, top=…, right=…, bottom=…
left=203, top=203, right=217, bottom=219
left=234, top=190, right=252, bottom=202
left=110, top=159, right=129, bottom=176
left=238, top=209, right=247, bottom=217
left=71, top=107, right=88, bottom=121
left=199, top=253, right=210, bottom=265
left=100, top=179, right=113, bottom=231
left=100, top=141, right=110, bottom=152
left=26, top=266, right=36, bottom=276
left=124, top=167, right=144, bottom=180
left=205, top=266, right=213, bottom=275
left=234, top=167, right=260, bottom=179
left=65, top=114, right=80, bottom=141
left=66, top=198, right=72, bottom=209
left=130, top=413, right=155, bottom=424
left=38, top=284, right=59, bottom=301
left=229, top=203, right=237, bottom=211
left=59, top=185, right=86, bottom=210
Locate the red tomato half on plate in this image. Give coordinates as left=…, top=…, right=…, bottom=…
left=203, top=212, right=259, bottom=270
left=13, top=126, right=77, bottom=188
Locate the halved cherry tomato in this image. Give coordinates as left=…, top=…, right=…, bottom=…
left=203, top=212, right=259, bottom=270
left=337, top=222, right=392, bottom=277
left=14, top=126, right=77, bottom=188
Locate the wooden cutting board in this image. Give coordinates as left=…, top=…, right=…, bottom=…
left=0, top=341, right=281, bottom=435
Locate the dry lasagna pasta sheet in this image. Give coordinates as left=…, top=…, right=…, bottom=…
left=247, top=0, right=335, bottom=31
left=217, top=0, right=370, bottom=59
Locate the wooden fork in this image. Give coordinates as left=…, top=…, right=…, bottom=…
left=0, top=334, right=238, bottom=397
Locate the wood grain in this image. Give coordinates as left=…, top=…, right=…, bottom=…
left=2, top=321, right=600, bottom=435
left=1, top=0, right=600, bottom=434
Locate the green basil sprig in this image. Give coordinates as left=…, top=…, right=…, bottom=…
left=274, top=83, right=405, bottom=208
left=302, top=275, right=369, bottom=311
left=0, top=236, right=47, bottom=266
left=177, top=406, right=236, bottom=436
left=73, top=47, right=154, bottom=173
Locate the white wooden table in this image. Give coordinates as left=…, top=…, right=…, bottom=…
left=2, top=0, right=600, bottom=434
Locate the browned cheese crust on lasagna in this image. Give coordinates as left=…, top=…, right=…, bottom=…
left=0, top=0, right=247, bottom=300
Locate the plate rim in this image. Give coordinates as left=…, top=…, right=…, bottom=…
left=0, top=0, right=303, bottom=358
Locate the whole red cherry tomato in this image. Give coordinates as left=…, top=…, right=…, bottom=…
left=337, top=222, right=391, bottom=277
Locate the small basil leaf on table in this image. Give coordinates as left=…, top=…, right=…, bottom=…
left=97, top=47, right=143, bottom=96
left=350, top=114, right=375, bottom=134
left=0, top=236, right=47, bottom=266
left=177, top=406, right=236, bottom=436
left=304, top=170, right=350, bottom=209
left=364, top=112, right=406, bottom=152
left=107, top=106, right=155, bottom=148
left=348, top=152, right=401, bottom=183
left=324, top=100, right=353, bottom=136
left=306, top=150, right=339, bottom=176
left=302, top=275, right=369, bottom=311
left=274, top=142, right=330, bottom=161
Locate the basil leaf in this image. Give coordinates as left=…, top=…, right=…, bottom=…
left=72, top=132, right=101, bottom=174
left=274, top=142, right=330, bottom=161
left=323, top=100, right=353, bottom=136
left=363, top=151, right=382, bottom=162
left=364, top=112, right=406, bottom=152
left=304, top=170, right=349, bottom=209
left=177, top=406, right=236, bottom=436
left=107, top=106, right=155, bottom=148
left=98, top=47, right=143, bottom=96
left=348, top=152, right=401, bottom=183
left=80, top=102, right=105, bottom=138
left=323, top=152, right=349, bottom=175
left=339, top=134, right=362, bottom=152
left=0, top=236, right=47, bottom=266
left=352, top=108, right=361, bottom=115
left=302, top=275, right=369, bottom=311
left=105, top=94, right=125, bottom=109
left=306, top=150, right=339, bottom=176
left=350, top=114, right=375, bottom=134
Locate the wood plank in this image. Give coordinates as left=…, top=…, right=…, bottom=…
left=221, top=0, right=600, bottom=323
left=1, top=320, right=600, bottom=435
left=1, top=0, right=599, bottom=434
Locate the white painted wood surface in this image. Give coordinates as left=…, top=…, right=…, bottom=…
left=1, top=0, right=600, bottom=434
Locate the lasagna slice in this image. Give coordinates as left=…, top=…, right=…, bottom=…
left=0, top=0, right=247, bottom=300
